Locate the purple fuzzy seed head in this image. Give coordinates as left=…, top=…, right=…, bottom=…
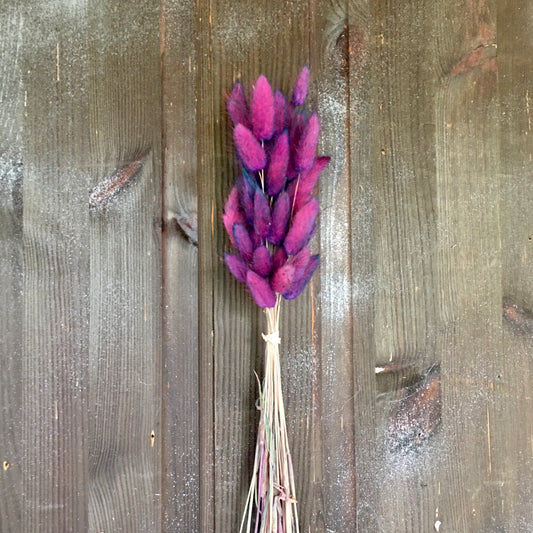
left=253, top=188, right=272, bottom=240
left=251, top=75, right=274, bottom=140
left=266, top=131, right=289, bottom=196
left=223, top=68, right=327, bottom=306
left=222, top=187, right=244, bottom=247
left=269, top=191, right=290, bottom=246
left=227, top=82, right=249, bottom=127
left=273, top=90, right=287, bottom=135
left=232, top=222, right=254, bottom=263
left=284, top=197, right=319, bottom=255
left=246, top=270, right=277, bottom=308
left=252, top=246, right=273, bottom=277
left=271, top=263, right=295, bottom=294
left=272, top=246, right=288, bottom=271
left=295, top=113, right=320, bottom=172
left=224, top=253, right=248, bottom=283
left=288, top=156, right=330, bottom=212
left=292, top=65, right=310, bottom=106
left=234, top=124, right=267, bottom=171
left=283, top=254, right=319, bottom=299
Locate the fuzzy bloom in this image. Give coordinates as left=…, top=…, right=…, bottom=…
left=284, top=197, right=319, bottom=255
left=233, top=223, right=254, bottom=263
left=223, top=69, right=328, bottom=307
left=222, top=187, right=245, bottom=247
left=265, top=131, right=289, bottom=196
left=269, top=191, right=290, bottom=246
left=273, top=90, right=287, bottom=136
left=271, top=263, right=295, bottom=294
left=253, top=189, right=272, bottom=240
left=251, top=75, right=274, bottom=140
left=287, top=111, right=308, bottom=179
left=234, top=124, right=267, bottom=171
left=288, top=156, right=330, bottom=213
left=292, top=65, right=310, bottom=106
left=272, top=246, right=288, bottom=272
left=224, top=253, right=248, bottom=283
left=294, top=113, right=320, bottom=172
left=227, top=82, right=249, bottom=127
left=246, top=270, right=277, bottom=308
left=284, top=253, right=319, bottom=299
left=236, top=174, right=254, bottom=226
left=252, top=246, right=273, bottom=277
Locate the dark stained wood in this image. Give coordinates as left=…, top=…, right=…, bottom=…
left=1, top=1, right=532, bottom=532
left=160, top=1, right=200, bottom=531
left=359, top=1, right=443, bottom=530
left=86, top=1, right=163, bottom=531
left=20, top=3, right=91, bottom=531
left=311, top=2, right=359, bottom=530
left=194, top=2, right=319, bottom=531
left=0, top=4, right=24, bottom=530
left=346, top=2, right=382, bottom=531
left=497, top=0, right=533, bottom=528
left=194, top=3, right=216, bottom=530
left=433, top=1, right=503, bottom=530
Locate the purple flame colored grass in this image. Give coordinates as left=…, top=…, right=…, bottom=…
left=223, top=68, right=330, bottom=307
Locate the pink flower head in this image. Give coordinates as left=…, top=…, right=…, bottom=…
left=234, top=124, right=267, bottom=171
left=283, top=198, right=319, bottom=255
left=287, top=156, right=330, bottom=212
left=265, top=131, right=289, bottom=195
left=273, top=90, right=287, bottom=135
left=227, top=82, right=250, bottom=128
left=294, top=113, right=320, bottom=172
left=251, top=75, right=274, bottom=140
left=291, top=65, right=310, bottom=106
left=223, top=68, right=329, bottom=308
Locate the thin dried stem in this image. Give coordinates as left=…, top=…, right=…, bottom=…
left=240, top=296, right=299, bottom=533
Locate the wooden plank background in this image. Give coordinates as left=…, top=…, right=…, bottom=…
left=1, top=1, right=531, bottom=532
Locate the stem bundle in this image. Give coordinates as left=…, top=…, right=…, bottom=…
left=240, top=297, right=299, bottom=533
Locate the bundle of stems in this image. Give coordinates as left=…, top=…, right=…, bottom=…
left=240, top=296, right=299, bottom=533
left=223, top=67, right=329, bottom=533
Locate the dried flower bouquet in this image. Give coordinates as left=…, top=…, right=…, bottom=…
left=223, top=66, right=329, bottom=533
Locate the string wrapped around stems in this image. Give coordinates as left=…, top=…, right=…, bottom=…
left=223, top=67, right=329, bottom=533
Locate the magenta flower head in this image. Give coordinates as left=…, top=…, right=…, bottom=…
left=224, top=66, right=330, bottom=308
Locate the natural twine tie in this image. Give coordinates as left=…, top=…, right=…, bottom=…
left=262, top=330, right=281, bottom=345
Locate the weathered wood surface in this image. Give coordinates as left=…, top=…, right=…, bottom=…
left=1, top=1, right=531, bottom=532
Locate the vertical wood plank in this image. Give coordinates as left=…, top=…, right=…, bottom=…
left=0, top=4, right=24, bottom=529
left=86, top=1, right=162, bottom=531
left=21, top=3, right=90, bottom=531
left=365, top=0, right=442, bottom=530
left=195, top=1, right=216, bottom=529
left=346, top=1, right=382, bottom=531
left=497, top=0, right=533, bottom=528
left=312, top=1, right=358, bottom=530
left=195, top=1, right=321, bottom=530
left=161, top=0, right=200, bottom=531
left=435, top=1, right=503, bottom=530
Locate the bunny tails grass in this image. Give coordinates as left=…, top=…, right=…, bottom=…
left=223, top=66, right=330, bottom=533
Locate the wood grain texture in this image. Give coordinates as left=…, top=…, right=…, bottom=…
left=21, top=3, right=90, bottom=531
left=0, top=4, right=24, bottom=530
left=87, top=1, right=162, bottom=531
left=194, top=2, right=318, bottom=531
left=435, top=1, right=503, bottom=531
left=497, top=0, right=533, bottom=529
left=312, top=2, right=358, bottom=530
left=161, top=1, right=200, bottom=531
left=1, top=1, right=532, bottom=532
